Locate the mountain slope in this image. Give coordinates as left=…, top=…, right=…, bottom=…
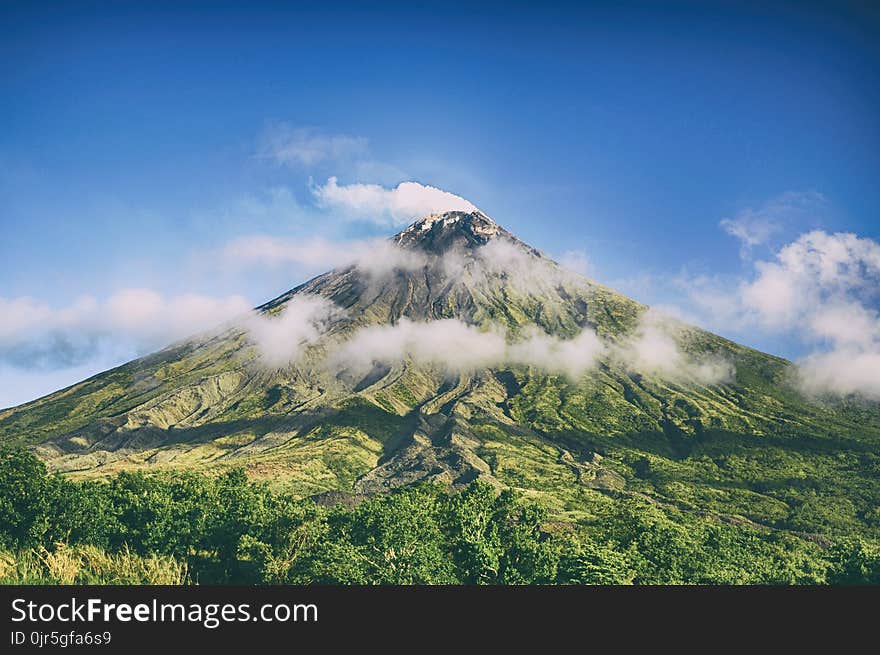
left=2, top=211, right=879, bottom=537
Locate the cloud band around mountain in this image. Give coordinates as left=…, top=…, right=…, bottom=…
left=241, top=236, right=734, bottom=386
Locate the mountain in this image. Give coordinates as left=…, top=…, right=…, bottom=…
left=2, top=210, right=879, bottom=537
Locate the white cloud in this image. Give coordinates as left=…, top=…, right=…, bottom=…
left=719, top=191, right=825, bottom=256
left=797, top=348, right=880, bottom=398
left=0, top=297, right=54, bottom=345
left=740, top=260, right=803, bottom=327
left=355, top=240, right=431, bottom=278
left=218, top=223, right=568, bottom=299
left=231, top=237, right=730, bottom=385
left=219, top=234, right=430, bottom=280
left=681, top=228, right=880, bottom=399
left=613, top=309, right=734, bottom=384
left=0, top=291, right=252, bottom=371
left=244, top=295, right=342, bottom=368
left=470, top=239, right=568, bottom=294
left=720, top=217, right=779, bottom=250
left=220, top=235, right=363, bottom=271
left=806, top=301, right=880, bottom=348
left=559, top=250, right=591, bottom=276
left=257, top=124, right=369, bottom=168
left=103, top=290, right=251, bottom=345
left=332, top=318, right=605, bottom=379
left=333, top=319, right=508, bottom=375
left=740, top=231, right=880, bottom=331
left=662, top=272, right=742, bottom=328
left=254, top=123, right=406, bottom=184
left=327, top=311, right=725, bottom=384
left=506, top=326, right=606, bottom=379
left=312, top=177, right=478, bottom=226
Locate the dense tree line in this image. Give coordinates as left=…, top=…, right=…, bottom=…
left=0, top=449, right=877, bottom=584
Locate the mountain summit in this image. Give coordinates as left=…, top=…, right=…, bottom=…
left=394, top=210, right=516, bottom=252
left=1, top=211, right=878, bottom=535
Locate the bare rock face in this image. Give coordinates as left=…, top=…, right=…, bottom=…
left=394, top=211, right=507, bottom=252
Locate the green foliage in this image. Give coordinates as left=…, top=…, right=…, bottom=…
left=0, top=449, right=54, bottom=549
left=0, top=544, right=187, bottom=585
left=827, top=539, right=880, bottom=584
left=294, top=486, right=457, bottom=584
left=1, top=449, right=876, bottom=585
left=444, top=483, right=558, bottom=584
left=107, top=471, right=218, bottom=558
left=584, top=498, right=830, bottom=584
left=556, top=539, right=634, bottom=584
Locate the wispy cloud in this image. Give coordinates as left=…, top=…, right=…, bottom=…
left=719, top=215, right=780, bottom=252
left=249, top=305, right=729, bottom=385
left=329, top=317, right=609, bottom=380
left=719, top=191, right=825, bottom=257
left=252, top=123, right=476, bottom=227
left=0, top=291, right=251, bottom=371
left=612, top=308, right=734, bottom=384
left=256, top=124, right=369, bottom=168
left=254, top=123, right=406, bottom=185
left=243, top=295, right=342, bottom=368
left=218, top=234, right=431, bottom=280
left=559, top=249, right=591, bottom=276
left=311, top=177, right=478, bottom=227
left=188, top=186, right=311, bottom=237
left=333, top=319, right=509, bottom=376
left=239, top=235, right=733, bottom=386
left=220, top=235, right=363, bottom=271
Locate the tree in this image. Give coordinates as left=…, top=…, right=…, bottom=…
left=828, top=538, right=880, bottom=584
left=0, top=449, right=53, bottom=549
left=298, top=485, right=457, bottom=584
left=556, top=539, right=634, bottom=585
left=445, top=482, right=559, bottom=584
left=46, top=478, right=114, bottom=548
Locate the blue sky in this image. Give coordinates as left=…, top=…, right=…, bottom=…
left=2, top=1, right=880, bottom=407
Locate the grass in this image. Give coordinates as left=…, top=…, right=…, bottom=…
left=0, top=544, right=188, bottom=585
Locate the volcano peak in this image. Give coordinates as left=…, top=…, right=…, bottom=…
left=393, top=210, right=518, bottom=253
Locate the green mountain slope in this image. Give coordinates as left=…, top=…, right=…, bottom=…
left=2, top=211, right=879, bottom=540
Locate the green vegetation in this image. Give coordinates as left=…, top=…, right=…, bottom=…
left=0, top=545, right=187, bottom=585
left=1, top=449, right=878, bottom=585
left=2, top=216, right=879, bottom=585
